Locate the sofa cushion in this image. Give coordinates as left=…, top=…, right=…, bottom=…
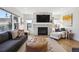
left=7, top=31, right=12, bottom=39
left=55, top=28, right=61, bottom=32
left=0, top=40, right=21, bottom=52
left=0, top=32, right=9, bottom=43
left=18, top=30, right=25, bottom=37
left=11, top=30, right=18, bottom=39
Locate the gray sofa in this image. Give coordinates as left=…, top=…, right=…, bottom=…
left=0, top=31, right=27, bottom=52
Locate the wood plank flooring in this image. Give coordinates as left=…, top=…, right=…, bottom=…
left=58, top=39, right=79, bottom=52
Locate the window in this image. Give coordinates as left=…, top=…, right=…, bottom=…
left=0, top=9, right=12, bottom=32
left=53, top=20, right=63, bottom=28
left=0, top=9, right=19, bottom=32
left=13, top=16, right=18, bottom=29
left=26, top=20, right=32, bottom=31
left=54, top=20, right=61, bottom=24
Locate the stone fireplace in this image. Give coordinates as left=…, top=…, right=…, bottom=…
left=33, top=23, right=52, bottom=35
left=33, top=12, right=52, bottom=35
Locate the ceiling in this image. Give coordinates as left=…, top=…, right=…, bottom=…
left=15, top=7, right=77, bottom=15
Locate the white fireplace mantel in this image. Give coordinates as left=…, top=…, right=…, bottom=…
left=32, top=12, right=52, bottom=35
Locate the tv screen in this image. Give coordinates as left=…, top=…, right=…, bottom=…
left=37, top=15, right=50, bottom=22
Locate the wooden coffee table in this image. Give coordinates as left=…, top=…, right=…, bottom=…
left=26, top=36, right=48, bottom=52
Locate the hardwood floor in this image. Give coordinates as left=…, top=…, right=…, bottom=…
left=58, top=39, right=79, bottom=52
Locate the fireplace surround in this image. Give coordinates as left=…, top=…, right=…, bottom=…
left=33, top=12, right=52, bottom=35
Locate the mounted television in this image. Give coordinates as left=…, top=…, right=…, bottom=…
left=37, top=15, right=50, bottom=22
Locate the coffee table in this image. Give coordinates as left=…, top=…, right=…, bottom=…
left=26, top=36, right=48, bottom=52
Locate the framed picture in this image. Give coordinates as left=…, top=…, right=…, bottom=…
left=63, top=14, right=73, bottom=26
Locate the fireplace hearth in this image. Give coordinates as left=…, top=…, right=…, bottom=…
left=38, top=27, right=48, bottom=35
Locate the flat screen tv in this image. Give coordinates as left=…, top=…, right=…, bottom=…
left=37, top=15, right=50, bottom=22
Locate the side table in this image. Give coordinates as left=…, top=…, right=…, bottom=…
left=68, top=32, right=74, bottom=40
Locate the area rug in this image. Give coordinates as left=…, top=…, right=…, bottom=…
left=18, top=36, right=66, bottom=52
left=48, top=38, right=66, bottom=52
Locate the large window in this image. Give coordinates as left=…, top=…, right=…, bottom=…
left=0, top=9, right=12, bottom=31
left=53, top=20, right=63, bottom=28
left=0, top=9, right=19, bottom=32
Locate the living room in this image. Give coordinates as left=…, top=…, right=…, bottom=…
left=0, top=7, right=79, bottom=52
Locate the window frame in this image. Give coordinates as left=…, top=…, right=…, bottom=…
left=0, top=8, right=19, bottom=32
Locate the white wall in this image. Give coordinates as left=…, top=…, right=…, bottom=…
left=23, top=14, right=33, bottom=20
left=61, top=8, right=79, bottom=41
left=72, top=8, right=79, bottom=41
